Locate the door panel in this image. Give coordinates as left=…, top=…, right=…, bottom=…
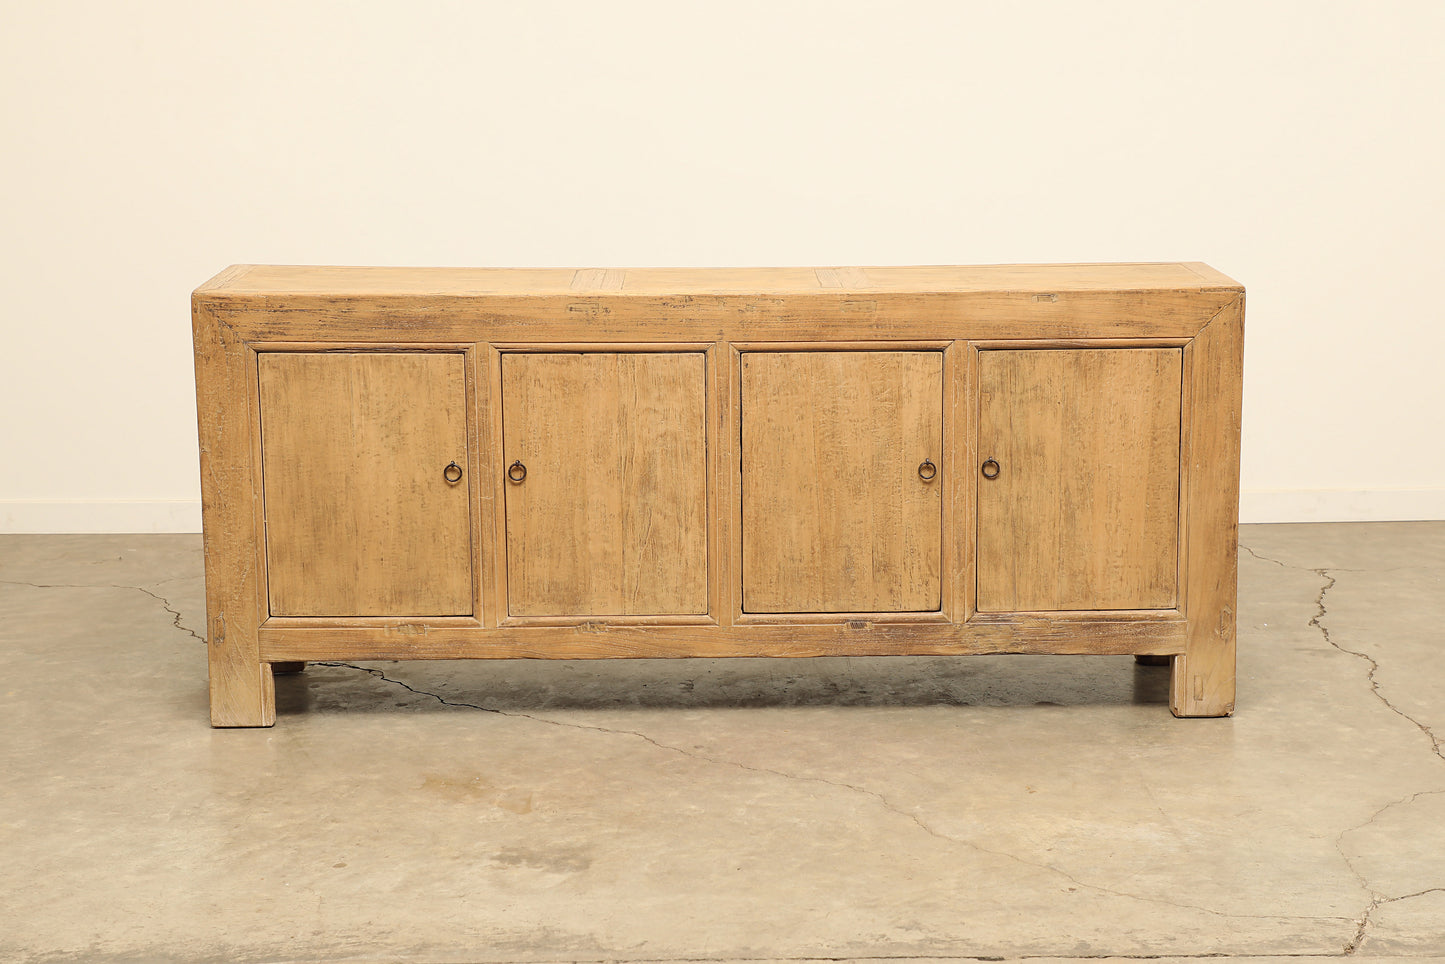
left=502, top=352, right=708, bottom=616
left=976, top=348, right=1182, bottom=612
left=258, top=352, right=472, bottom=617
left=742, top=351, right=943, bottom=613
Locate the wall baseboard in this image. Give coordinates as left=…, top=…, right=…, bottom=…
left=0, top=500, right=204, bottom=534
left=1, top=490, right=1442, bottom=533
left=1239, top=488, right=1445, bottom=524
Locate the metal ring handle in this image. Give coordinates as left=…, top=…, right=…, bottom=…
left=443, top=461, right=463, bottom=484
left=507, top=460, right=527, bottom=483
left=917, top=458, right=937, bottom=482
left=980, top=458, right=1001, bottom=480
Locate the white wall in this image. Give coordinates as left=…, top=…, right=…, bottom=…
left=2, top=0, right=1442, bottom=531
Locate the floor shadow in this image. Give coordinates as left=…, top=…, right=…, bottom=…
left=276, top=654, right=1177, bottom=715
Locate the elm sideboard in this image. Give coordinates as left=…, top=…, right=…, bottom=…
left=192, top=263, right=1244, bottom=727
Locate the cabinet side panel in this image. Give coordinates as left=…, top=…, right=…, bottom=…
left=977, top=348, right=1181, bottom=612
left=258, top=352, right=472, bottom=617
left=502, top=353, right=708, bottom=616
left=741, top=351, right=943, bottom=613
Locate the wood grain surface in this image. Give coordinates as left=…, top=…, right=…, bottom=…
left=197, top=262, right=1233, bottom=298
left=741, top=351, right=943, bottom=613
left=193, top=263, right=1245, bottom=724
left=976, top=348, right=1182, bottom=612
left=501, top=352, right=708, bottom=616
left=258, top=352, right=472, bottom=616
left=258, top=613, right=1186, bottom=661
left=193, top=305, right=275, bottom=726
left=1172, top=296, right=1245, bottom=716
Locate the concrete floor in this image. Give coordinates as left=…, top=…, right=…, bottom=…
left=0, top=523, right=1442, bottom=964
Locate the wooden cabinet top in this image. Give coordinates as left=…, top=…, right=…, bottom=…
left=195, top=262, right=1242, bottom=302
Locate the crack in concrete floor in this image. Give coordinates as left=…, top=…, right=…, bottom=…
left=0, top=578, right=206, bottom=644
left=315, top=660, right=1354, bottom=932
left=323, top=543, right=1445, bottom=955
left=300, top=540, right=1445, bottom=955
left=0, top=559, right=1411, bottom=949
left=4, top=534, right=1442, bottom=960
left=1238, top=545, right=1445, bottom=954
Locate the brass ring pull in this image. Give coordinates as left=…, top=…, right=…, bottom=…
left=981, top=458, right=1001, bottom=480
left=507, top=460, right=527, bottom=483
left=443, top=461, right=463, bottom=484
left=918, top=458, right=937, bottom=482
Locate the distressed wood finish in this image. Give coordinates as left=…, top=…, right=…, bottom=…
left=193, top=301, right=273, bottom=726
left=199, top=262, right=1227, bottom=298
left=257, top=616, right=1188, bottom=661
left=976, top=348, right=1183, bottom=612
left=193, top=263, right=1244, bottom=726
left=206, top=292, right=1230, bottom=344
left=741, top=351, right=943, bottom=613
left=258, top=352, right=472, bottom=617
left=1172, top=295, right=1245, bottom=717
left=501, top=352, right=708, bottom=616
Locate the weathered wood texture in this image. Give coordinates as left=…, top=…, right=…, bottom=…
left=196, top=264, right=1240, bottom=344
left=258, top=614, right=1187, bottom=661
left=570, top=268, right=626, bottom=291
left=1172, top=296, right=1245, bottom=717
left=501, top=352, right=708, bottom=616
left=193, top=303, right=274, bottom=726
left=741, top=351, right=943, bottom=613
left=198, top=262, right=1227, bottom=297
left=192, top=263, right=1244, bottom=725
left=815, top=267, right=874, bottom=288
left=210, top=293, right=1232, bottom=344
left=976, top=348, right=1182, bottom=612
left=258, top=352, right=472, bottom=616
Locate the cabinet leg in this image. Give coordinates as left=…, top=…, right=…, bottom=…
left=1169, top=607, right=1236, bottom=718
left=207, top=615, right=276, bottom=727
left=270, top=661, right=306, bottom=675
left=1171, top=293, right=1242, bottom=718
left=197, top=308, right=276, bottom=728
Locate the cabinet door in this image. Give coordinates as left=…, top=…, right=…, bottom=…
left=501, top=352, right=708, bottom=616
left=258, top=352, right=472, bottom=617
left=976, top=348, right=1181, bottom=613
left=742, top=351, right=943, bottom=613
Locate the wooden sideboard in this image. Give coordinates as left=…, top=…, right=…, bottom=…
left=192, top=263, right=1244, bottom=726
